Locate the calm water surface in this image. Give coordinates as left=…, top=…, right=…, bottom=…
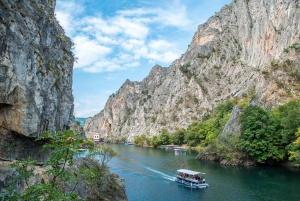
left=107, top=144, right=300, bottom=201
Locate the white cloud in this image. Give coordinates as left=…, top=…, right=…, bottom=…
left=84, top=17, right=122, bottom=35
left=55, top=0, right=191, bottom=74
left=82, top=60, right=123, bottom=73
left=73, top=36, right=111, bottom=69
left=148, top=39, right=173, bottom=51
left=124, top=61, right=140, bottom=68
left=112, top=17, right=149, bottom=39
left=117, top=4, right=190, bottom=28
left=74, top=102, right=103, bottom=118
left=120, top=39, right=145, bottom=52
left=147, top=51, right=179, bottom=63
left=55, top=1, right=84, bottom=36
left=55, top=12, right=74, bottom=35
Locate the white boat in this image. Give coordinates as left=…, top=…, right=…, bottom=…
left=124, top=141, right=132, bottom=145
left=173, top=147, right=186, bottom=152
left=164, top=145, right=178, bottom=150
left=175, top=169, right=209, bottom=188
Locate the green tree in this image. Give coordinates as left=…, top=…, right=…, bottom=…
left=240, top=105, right=285, bottom=164
left=134, top=135, right=150, bottom=146
left=150, top=136, right=161, bottom=147
left=159, top=130, right=170, bottom=145
left=277, top=99, right=300, bottom=145
left=184, top=122, right=200, bottom=146
left=213, top=100, right=234, bottom=136
left=217, top=133, right=244, bottom=161
left=170, top=129, right=185, bottom=145
left=287, top=128, right=300, bottom=167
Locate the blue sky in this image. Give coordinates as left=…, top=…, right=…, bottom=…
left=55, top=0, right=231, bottom=118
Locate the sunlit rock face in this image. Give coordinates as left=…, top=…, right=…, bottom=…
left=0, top=0, right=74, bottom=149
left=84, top=0, right=300, bottom=142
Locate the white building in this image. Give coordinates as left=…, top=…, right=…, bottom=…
left=93, top=134, right=100, bottom=142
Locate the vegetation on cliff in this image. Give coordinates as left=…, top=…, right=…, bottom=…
left=0, top=130, right=126, bottom=201
left=134, top=98, right=300, bottom=166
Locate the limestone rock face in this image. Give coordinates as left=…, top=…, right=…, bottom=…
left=221, top=106, right=242, bottom=136
left=84, top=0, right=300, bottom=142
left=0, top=0, right=74, bottom=143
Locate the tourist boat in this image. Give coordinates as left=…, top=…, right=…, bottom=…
left=175, top=169, right=209, bottom=188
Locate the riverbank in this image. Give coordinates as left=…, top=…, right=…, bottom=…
left=121, top=142, right=300, bottom=168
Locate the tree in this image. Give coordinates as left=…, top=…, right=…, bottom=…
left=277, top=99, right=300, bottom=145
left=150, top=136, right=161, bottom=147
left=287, top=128, right=300, bottom=167
left=217, top=133, right=244, bottom=161
left=170, top=129, right=185, bottom=145
left=184, top=122, right=200, bottom=146
left=159, top=130, right=170, bottom=145
left=88, top=145, right=117, bottom=167
left=184, top=121, right=215, bottom=147
left=240, top=105, right=285, bottom=164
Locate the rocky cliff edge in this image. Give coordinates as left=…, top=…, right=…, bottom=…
left=0, top=0, right=74, bottom=152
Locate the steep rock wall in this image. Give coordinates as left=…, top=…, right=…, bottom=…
left=0, top=0, right=74, bottom=152
left=84, top=0, right=300, bottom=142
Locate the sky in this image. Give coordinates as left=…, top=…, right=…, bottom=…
left=55, top=0, right=232, bottom=118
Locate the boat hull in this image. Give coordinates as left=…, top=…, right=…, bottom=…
left=175, top=178, right=209, bottom=188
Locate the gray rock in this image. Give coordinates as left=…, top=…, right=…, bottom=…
left=0, top=0, right=74, bottom=152
left=221, top=106, right=242, bottom=136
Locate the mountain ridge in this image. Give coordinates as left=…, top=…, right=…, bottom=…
left=84, top=0, right=300, bottom=143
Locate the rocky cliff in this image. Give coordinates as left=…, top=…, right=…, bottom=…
left=0, top=0, right=74, bottom=153
left=84, top=0, right=300, bottom=142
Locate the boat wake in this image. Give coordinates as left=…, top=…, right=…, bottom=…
left=145, top=167, right=176, bottom=181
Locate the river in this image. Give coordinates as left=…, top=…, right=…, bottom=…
left=107, top=144, right=300, bottom=201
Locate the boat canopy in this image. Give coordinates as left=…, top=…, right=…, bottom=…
left=177, top=169, right=205, bottom=175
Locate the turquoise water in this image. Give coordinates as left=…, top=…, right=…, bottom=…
left=107, top=144, right=300, bottom=201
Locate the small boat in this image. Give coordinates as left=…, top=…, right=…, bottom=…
left=164, top=145, right=178, bottom=150
left=175, top=169, right=209, bottom=188
left=124, top=141, right=132, bottom=145
left=173, top=147, right=186, bottom=152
